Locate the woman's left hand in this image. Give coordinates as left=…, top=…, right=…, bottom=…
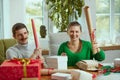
left=92, top=40, right=100, bottom=54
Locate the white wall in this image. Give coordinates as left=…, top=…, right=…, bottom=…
left=10, top=0, right=26, bottom=26
left=3, top=0, right=11, bottom=38
left=3, top=0, right=26, bottom=38
left=102, top=50, right=120, bottom=63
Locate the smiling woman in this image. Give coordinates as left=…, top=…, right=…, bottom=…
left=58, top=21, right=105, bottom=66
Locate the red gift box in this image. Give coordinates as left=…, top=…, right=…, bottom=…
left=0, top=59, right=41, bottom=80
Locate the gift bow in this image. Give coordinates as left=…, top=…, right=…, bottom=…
left=9, top=58, right=39, bottom=77
left=98, top=64, right=120, bottom=76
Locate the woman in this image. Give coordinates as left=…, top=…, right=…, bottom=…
left=58, top=21, right=105, bottom=66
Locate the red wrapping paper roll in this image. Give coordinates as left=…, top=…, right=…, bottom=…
left=31, top=19, right=39, bottom=49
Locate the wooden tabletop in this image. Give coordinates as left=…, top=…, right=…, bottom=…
left=41, top=72, right=98, bottom=80
left=40, top=66, right=98, bottom=80
left=21, top=76, right=52, bottom=80
left=41, top=76, right=51, bottom=80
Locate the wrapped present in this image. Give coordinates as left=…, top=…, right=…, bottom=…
left=0, top=59, right=41, bottom=80
left=76, top=60, right=98, bottom=71
left=46, top=56, right=68, bottom=69
left=51, top=72, right=71, bottom=80
left=114, top=58, right=120, bottom=68
left=71, top=70, right=93, bottom=80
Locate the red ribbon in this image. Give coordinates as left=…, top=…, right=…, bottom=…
left=91, top=29, right=96, bottom=41
left=8, top=58, right=39, bottom=65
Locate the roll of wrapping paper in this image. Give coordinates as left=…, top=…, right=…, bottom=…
left=84, top=6, right=96, bottom=53
left=31, top=19, right=39, bottom=49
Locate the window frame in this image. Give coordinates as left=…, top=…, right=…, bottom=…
left=25, top=0, right=48, bottom=40
left=96, top=0, right=120, bottom=50
left=0, top=0, right=3, bottom=38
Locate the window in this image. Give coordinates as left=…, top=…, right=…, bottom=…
left=25, top=0, right=44, bottom=40
left=96, top=0, right=120, bottom=46
left=0, top=0, right=3, bottom=38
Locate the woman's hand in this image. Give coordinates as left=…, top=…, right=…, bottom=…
left=61, top=52, right=67, bottom=56
left=92, top=40, right=100, bottom=54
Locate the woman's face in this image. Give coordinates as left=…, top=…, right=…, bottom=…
left=67, top=25, right=82, bottom=41
left=13, top=28, right=29, bottom=45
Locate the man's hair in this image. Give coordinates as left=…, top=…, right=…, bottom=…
left=12, top=23, right=29, bottom=35
left=67, top=21, right=82, bottom=32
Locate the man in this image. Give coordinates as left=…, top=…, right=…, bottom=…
left=6, top=23, right=44, bottom=60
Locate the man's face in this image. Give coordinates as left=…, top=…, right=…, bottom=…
left=13, top=28, right=29, bottom=45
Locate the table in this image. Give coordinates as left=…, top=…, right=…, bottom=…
left=41, top=76, right=51, bottom=80
left=40, top=66, right=98, bottom=80
left=41, top=72, right=120, bottom=80
left=40, top=65, right=120, bottom=80
left=96, top=73, right=120, bottom=80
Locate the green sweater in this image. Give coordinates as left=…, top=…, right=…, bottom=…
left=58, top=40, right=105, bottom=66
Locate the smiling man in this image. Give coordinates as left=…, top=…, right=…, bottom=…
left=6, top=23, right=44, bottom=60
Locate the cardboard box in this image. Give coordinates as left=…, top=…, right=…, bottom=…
left=46, top=56, right=68, bottom=69
left=0, top=60, right=41, bottom=80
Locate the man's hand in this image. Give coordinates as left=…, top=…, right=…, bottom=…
left=30, top=48, right=44, bottom=60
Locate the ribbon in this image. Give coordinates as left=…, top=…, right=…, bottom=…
left=9, top=58, right=39, bottom=77
left=98, top=64, right=120, bottom=76
left=91, top=29, right=96, bottom=41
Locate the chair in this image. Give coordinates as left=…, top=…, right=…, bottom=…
left=0, top=39, right=17, bottom=64
left=48, top=32, right=69, bottom=55
left=48, top=32, right=90, bottom=56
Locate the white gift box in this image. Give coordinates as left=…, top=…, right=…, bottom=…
left=46, top=56, right=68, bottom=69
left=51, top=73, right=71, bottom=80
left=114, top=58, right=120, bottom=67
left=71, top=70, right=93, bottom=80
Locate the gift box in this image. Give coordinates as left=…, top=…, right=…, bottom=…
left=46, top=56, right=68, bottom=69
left=76, top=60, right=98, bottom=71
left=114, top=58, right=120, bottom=68
left=51, top=72, right=71, bottom=80
left=0, top=59, right=41, bottom=80
left=71, top=70, right=93, bottom=80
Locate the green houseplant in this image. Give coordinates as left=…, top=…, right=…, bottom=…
left=46, top=0, right=85, bottom=31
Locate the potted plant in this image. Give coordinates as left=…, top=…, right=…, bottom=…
left=46, top=0, right=85, bottom=32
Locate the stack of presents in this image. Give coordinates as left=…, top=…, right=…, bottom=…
left=0, top=56, right=120, bottom=80
left=46, top=56, right=96, bottom=80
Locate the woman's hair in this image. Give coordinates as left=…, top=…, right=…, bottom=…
left=12, top=23, right=29, bottom=35
left=67, top=21, right=82, bottom=32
